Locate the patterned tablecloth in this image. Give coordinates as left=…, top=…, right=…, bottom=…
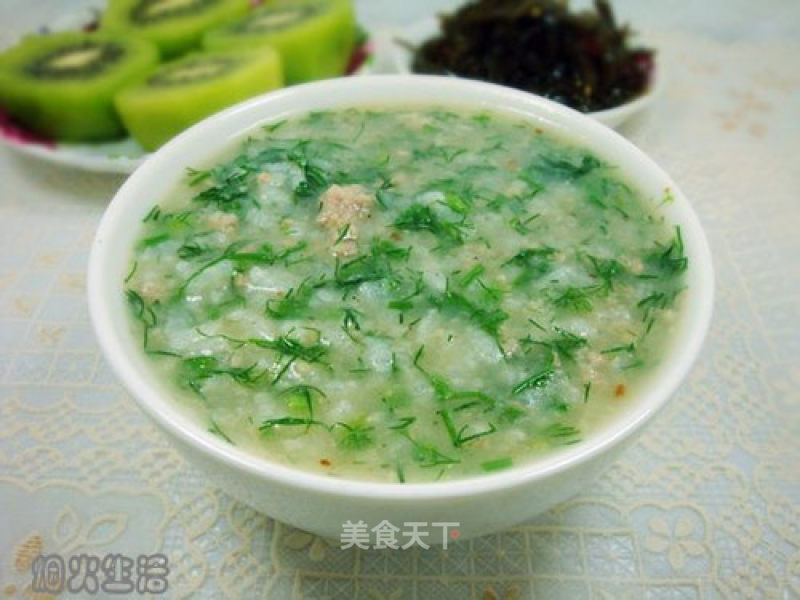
left=1, top=1, right=799, bottom=598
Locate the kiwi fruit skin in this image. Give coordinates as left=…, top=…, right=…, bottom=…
left=0, top=32, right=159, bottom=142
left=114, top=48, right=284, bottom=150
left=101, top=0, right=251, bottom=59
left=203, top=0, right=357, bottom=84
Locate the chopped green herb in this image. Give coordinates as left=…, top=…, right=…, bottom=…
left=481, top=457, right=512, bottom=472
left=649, top=226, right=688, bottom=276
left=458, top=263, right=485, bottom=287
left=266, top=278, right=318, bottom=320
left=552, top=286, right=597, bottom=312
left=393, top=203, right=467, bottom=246
left=542, top=423, right=582, bottom=445
left=124, top=261, right=138, bottom=284
left=142, top=205, right=161, bottom=222
left=408, top=437, right=460, bottom=468
left=208, top=418, right=234, bottom=444
left=259, top=417, right=326, bottom=432
left=601, top=342, right=636, bottom=354
left=335, top=421, right=374, bottom=450
left=587, top=255, right=626, bottom=291
left=512, top=367, right=554, bottom=396
left=502, top=247, right=555, bottom=285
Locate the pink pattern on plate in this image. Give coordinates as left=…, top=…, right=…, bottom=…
left=0, top=109, right=56, bottom=148
left=347, top=42, right=374, bottom=75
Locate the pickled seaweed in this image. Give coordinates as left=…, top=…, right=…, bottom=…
left=412, top=0, right=654, bottom=112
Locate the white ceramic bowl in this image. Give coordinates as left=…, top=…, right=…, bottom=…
left=88, top=75, right=713, bottom=541
left=383, top=17, right=660, bottom=129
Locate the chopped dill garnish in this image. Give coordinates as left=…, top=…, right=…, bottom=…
left=601, top=342, right=636, bottom=354
left=542, top=423, right=582, bottom=445
left=586, top=255, right=626, bottom=292
left=280, top=385, right=326, bottom=428
left=333, top=223, right=351, bottom=245
left=458, top=263, right=485, bottom=287
left=262, top=119, right=287, bottom=133
left=438, top=408, right=496, bottom=447
left=334, top=421, right=374, bottom=450
left=387, top=416, right=416, bottom=430
left=289, top=142, right=329, bottom=199
left=208, top=418, right=234, bottom=444
left=393, top=203, right=468, bottom=246
left=433, top=281, right=509, bottom=344
left=334, top=239, right=409, bottom=289
left=139, top=233, right=170, bottom=248
left=249, top=332, right=328, bottom=384
left=414, top=346, right=496, bottom=410
left=522, top=327, right=587, bottom=362
left=177, top=241, right=211, bottom=259
left=648, top=226, right=688, bottom=276
left=142, top=205, right=161, bottom=222
left=266, top=277, right=320, bottom=320
left=552, top=286, right=597, bottom=312
left=124, top=261, right=138, bottom=284
left=177, top=240, right=307, bottom=297
left=341, top=307, right=363, bottom=343
left=259, top=417, right=327, bottom=432
left=509, top=213, right=541, bottom=235
left=481, top=457, right=512, bottom=472
left=375, top=176, right=394, bottom=210
left=512, top=367, right=555, bottom=396
left=178, top=356, right=260, bottom=397
left=529, top=152, right=603, bottom=181
left=406, top=436, right=460, bottom=468
left=438, top=191, right=471, bottom=215
left=125, top=289, right=157, bottom=349
left=502, top=247, right=555, bottom=285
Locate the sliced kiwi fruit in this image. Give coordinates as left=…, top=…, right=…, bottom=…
left=114, top=48, right=284, bottom=150
left=0, top=32, right=158, bottom=142
left=203, top=0, right=357, bottom=84
left=101, top=0, right=251, bottom=59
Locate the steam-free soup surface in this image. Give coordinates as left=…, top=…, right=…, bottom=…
left=125, top=107, right=687, bottom=482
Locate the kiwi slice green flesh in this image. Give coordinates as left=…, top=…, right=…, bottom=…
left=0, top=32, right=159, bottom=142
left=114, top=49, right=284, bottom=150
left=204, top=0, right=357, bottom=84
left=101, top=0, right=250, bottom=59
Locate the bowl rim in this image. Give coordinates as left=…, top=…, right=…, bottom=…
left=88, top=74, right=714, bottom=501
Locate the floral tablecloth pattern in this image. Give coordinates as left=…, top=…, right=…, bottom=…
left=1, top=1, right=799, bottom=598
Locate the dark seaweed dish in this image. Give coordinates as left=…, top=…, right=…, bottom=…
left=412, top=0, right=654, bottom=112
left=125, top=107, right=686, bottom=482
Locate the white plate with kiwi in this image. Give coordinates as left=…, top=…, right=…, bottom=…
left=0, top=0, right=373, bottom=175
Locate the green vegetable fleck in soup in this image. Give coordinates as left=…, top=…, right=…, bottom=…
left=125, top=107, right=687, bottom=482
